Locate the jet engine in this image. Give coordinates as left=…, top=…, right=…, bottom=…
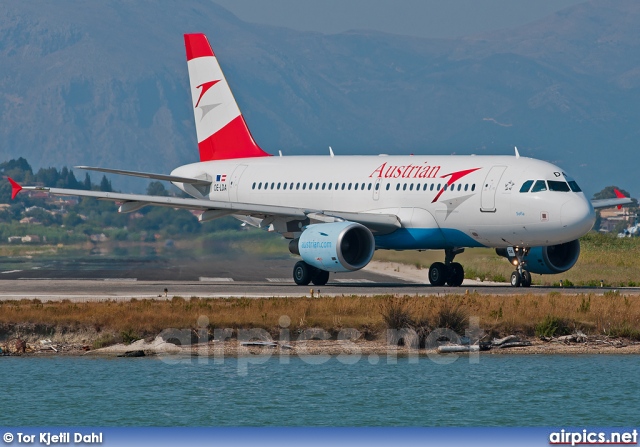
left=496, top=239, right=581, bottom=275
left=289, top=222, right=375, bottom=272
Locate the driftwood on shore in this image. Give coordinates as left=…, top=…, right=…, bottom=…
left=437, top=335, right=533, bottom=353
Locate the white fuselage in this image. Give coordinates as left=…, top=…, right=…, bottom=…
left=172, top=154, right=595, bottom=250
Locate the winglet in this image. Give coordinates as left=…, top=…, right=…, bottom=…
left=514, top=146, right=520, bottom=158
left=614, top=188, right=626, bottom=210
left=8, top=177, right=22, bottom=200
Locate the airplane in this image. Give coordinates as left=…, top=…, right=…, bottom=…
left=8, top=33, right=634, bottom=288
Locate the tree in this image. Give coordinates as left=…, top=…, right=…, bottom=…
left=99, top=175, right=112, bottom=192
left=146, top=181, right=168, bottom=196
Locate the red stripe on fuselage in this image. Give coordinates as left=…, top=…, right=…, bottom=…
left=184, top=33, right=215, bottom=61
left=431, top=167, right=481, bottom=203
left=198, top=115, right=271, bottom=161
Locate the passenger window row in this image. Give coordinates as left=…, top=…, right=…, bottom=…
left=251, top=182, right=381, bottom=191
left=251, top=182, right=476, bottom=192
left=520, top=180, right=582, bottom=193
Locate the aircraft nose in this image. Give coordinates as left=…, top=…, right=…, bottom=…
left=561, top=197, right=596, bottom=235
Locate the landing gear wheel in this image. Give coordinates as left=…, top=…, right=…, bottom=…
left=293, top=261, right=312, bottom=286
left=429, top=262, right=448, bottom=287
left=311, top=269, right=330, bottom=286
left=510, top=271, right=522, bottom=287
left=521, top=271, right=532, bottom=288
left=446, top=262, right=465, bottom=287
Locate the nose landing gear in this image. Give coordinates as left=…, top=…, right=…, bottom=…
left=509, top=247, right=531, bottom=287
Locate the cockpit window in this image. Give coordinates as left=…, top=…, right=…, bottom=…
left=568, top=181, right=582, bottom=192
left=530, top=180, right=547, bottom=193
left=520, top=180, right=534, bottom=193
left=548, top=181, right=570, bottom=192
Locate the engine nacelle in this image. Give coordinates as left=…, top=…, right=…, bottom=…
left=289, top=222, right=375, bottom=272
left=496, top=240, right=581, bottom=275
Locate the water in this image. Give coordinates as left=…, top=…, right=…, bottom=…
left=1, top=355, right=639, bottom=426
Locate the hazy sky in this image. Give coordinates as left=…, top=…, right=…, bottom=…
left=211, top=0, right=588, bottom=39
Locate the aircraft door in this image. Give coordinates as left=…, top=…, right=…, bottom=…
left=229, top=164, right=248, bottom=202
left=373, top=179, right=382, bottom=200
left=480, top=165, right=507, bottom=212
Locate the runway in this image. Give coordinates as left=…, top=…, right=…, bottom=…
left=0, top=254, right=638, bottom=300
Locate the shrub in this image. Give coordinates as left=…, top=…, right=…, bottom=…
left=535, top=316, right=572, bottom=338
left=379, top=297, right=413, bottom=329
left=121, top=329, right=140, bottom=345
left=434, top=303, right=468, bottom=334
left=608, top=325, right=640, bottom=340
left=577, top=296, right=591, bottom=313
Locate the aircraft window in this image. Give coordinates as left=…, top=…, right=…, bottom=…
left=430, top=184, right=435, bottom=191
left=296, top=183, right=300, bottom=190
left=303, top=183, right=307, bottom=190
left=423, top=184, right=428, bottom=191
left=444, top=184, right=448, bottom=191
left=283, top=183, right=287, bottom=190
left=457, top=184, right=461, bottom=191
left=258, top=182, right=262, bottom=189
left=289, top=182, right=294, bottom=189
left=361, top=183, right=365, bottom=190
left=396, top=184, right=400, bottom=191
left=341, top=183, right=346, bottom=190
left=409, top=184, right=413, bottom=191
left=322, top=183, right=326, bottom=190
left=402, top=184, right=406, bottom=191
left=548, top=180, right=570, bottom=192
left=471, top=184, right=476, bottom=191
left=368, top=183, right=372, bottom=191
left=375, top=183, right=379, bottom=191
left=277, top=182, right=281, bottom=190
left=568, top=181, right=582, bottom=192
left=348, top=183, right=352, bottom=190
left=328, top=183, right=332, bottom=190
left=252, top=182, right=256, bottom=190
left=271, top=182, right=275, bottom=189
left=519, top=180, right=534, bottom=193
left=531, top=180, right=547, bottom=193
left=464, top=184, right=468, bottom=191
left=316, top=182, right=320, bottom=189
left=385, top=184, right=390, bottom=191
left=354, top=183, right=358, bottom=190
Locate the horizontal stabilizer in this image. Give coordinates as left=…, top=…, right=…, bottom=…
left=75, top=166, right=211, bottom=186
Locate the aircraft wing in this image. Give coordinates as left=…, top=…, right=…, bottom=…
left=591, top=188, right=634, bottom=210
left=8, top=179, right=401, bottom=234
left=75, top=166, right=211, bottom=186
left=590, top=197, right=634, bottom=210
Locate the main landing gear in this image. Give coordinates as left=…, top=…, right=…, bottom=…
left=509, top=247, right=531, bottom=288
left=428, top=248, right=465, bottom=287
left=293, top=261, right=330, bottom=286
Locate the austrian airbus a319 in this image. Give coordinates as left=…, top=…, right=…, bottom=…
left=9, top=33, right=632, bottom=287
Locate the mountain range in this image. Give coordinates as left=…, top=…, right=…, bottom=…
left=0, top=0, right=638, bottom=196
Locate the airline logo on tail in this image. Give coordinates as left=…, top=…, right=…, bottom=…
left=184, top=33, right=270, bottom=162
left=195, top=80, right=220, bottom=108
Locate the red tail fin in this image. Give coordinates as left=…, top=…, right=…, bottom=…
left=8, top=177, right=22, bottom=200
left=184, top=33, right=270, bottom=162
left=614, top=188, right=625, bottom=210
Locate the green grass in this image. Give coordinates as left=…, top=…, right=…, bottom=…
left=374, top=232, right=640, bottom=287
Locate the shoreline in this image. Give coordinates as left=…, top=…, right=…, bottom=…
left=3, top=333, right=639, bottom=358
